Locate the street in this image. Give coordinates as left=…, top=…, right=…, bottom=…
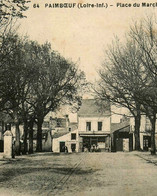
left=0, top=152, right=157, bottom=196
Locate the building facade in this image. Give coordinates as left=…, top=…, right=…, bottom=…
left=111, top=119, right=133, bottom=152
left=52, top=129, right=80, bottom=153
left=111, top=114, right=157, bottom=152
left=78, top=99, right=111, bottom=152
left=52, top=99, right=111, bottom=153
left=130, top=115, right=157, bottom=151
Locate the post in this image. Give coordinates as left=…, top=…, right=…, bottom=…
left=3, top=130, right=13, bottom=158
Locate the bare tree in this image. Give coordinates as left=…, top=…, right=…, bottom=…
left=96, top=16, right=157, bottom=155
left=129, top=17, right=157, bottom=154
left=95, top=38, right=147, bottom=151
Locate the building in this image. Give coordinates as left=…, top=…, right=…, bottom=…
left=27, top=129, right=52, bottom=152
left=111, top=114, right=157, bottom=152
left=51, top=112, right=79, bottom=153
left=139, top=115, right=152, bottom=151
left=52, top=129, right=79, bottom=153
left=111, top=119, right=133, bottom=152
left=78, top=99, right=111, bottom=152
left=52, top=99, right=111, bottom=153
left=130, top=115, right=157, bottom=151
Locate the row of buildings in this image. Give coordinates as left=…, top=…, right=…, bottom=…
left=47, top=99, right=156, bottom=153
left=0, top=99, right=156, bottom=153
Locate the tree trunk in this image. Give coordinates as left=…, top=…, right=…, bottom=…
left=29, top=119, right=34, bottom=154
left=134, top=113, right=141, bottom=151
left=150, top=113, right=156, bottom=155
left=36, top=118, right=43, bottom=152
left=0, top=121, right=4, bottom=140
left=23, top=119, right=28, bottom=155
left=2, top=120, right=4, bottom=133
left=111, top=133, right=116, bottom=152
left=15, top=120, right=20, bottom=155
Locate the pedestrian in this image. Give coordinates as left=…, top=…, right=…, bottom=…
left=65, top=146, right=68, bottom=153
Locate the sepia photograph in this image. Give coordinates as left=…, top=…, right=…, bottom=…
left=0, top=0, right=157, bottom=195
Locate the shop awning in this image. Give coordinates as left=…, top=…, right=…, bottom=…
left=79, top=134, right=109, bottom=137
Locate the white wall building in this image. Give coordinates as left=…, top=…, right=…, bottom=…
left=52, top=99, right=111, bottom=153
left=52, top=129, right=80, bottom=153
left=78, top=99, right=111, bottom=152
left=130, top=115, right=157, bottom=151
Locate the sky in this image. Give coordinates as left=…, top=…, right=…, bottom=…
left=17, top=0, right=157, bottom=122
left=18, top=0, right=156, bottom=81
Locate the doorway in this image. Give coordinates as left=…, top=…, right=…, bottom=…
left=123, top=138, right=129, bottom=152
left=143, top=136, right=151, bottom=151
left=71, top=143, right=76, bottom=152
left=60, top=142, right=65, bottom=152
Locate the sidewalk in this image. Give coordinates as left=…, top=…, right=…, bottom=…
left=132, top=151, right=157, bottom=166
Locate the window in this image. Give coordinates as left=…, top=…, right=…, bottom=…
left=98, top=122, right=102, bottom=131
left=146, top=117, right=151, bottom=131
left=71, top=133, right=76, bottom=140
left=69, top=127, right=71, bottom=132
left=86, top=122, right=91, bottom=131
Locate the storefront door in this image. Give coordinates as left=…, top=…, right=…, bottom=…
left=143, top=136, right=151, bottom=151
left=60, top=142, right=65, bottom=152
left=123, top=139, right=129, bottom=152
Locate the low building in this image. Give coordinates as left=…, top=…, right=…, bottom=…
left=112, top=114, right=157, bottom=152
left=51, top=115, right=79, bottom=153
left=111, top=119, right=133, bottom=152
left=52, top=129, right=80, bottom=153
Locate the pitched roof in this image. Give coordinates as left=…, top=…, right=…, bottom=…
left=111, top=120, right=130, bottom=133
left=52, top=131, right=69, bottom=138
left=78, top=99, right=110, bottom=117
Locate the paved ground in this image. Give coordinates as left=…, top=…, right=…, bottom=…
left=0, top=152, right=157, bottom=196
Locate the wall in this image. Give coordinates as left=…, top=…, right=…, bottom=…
left=11, top=125, right=24, bottom=139
left=130, top=115, right=157, bottom=150
left=42, top=130, right=52, bottom=152
left=52, top=129, right=80, bottom=153
left=78, top=116, right=110, bottom=133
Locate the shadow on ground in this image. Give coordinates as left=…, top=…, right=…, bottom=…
left=0, top=165, right=96, bottom=183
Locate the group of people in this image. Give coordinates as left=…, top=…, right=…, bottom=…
left=83, top=144, right=100, bottom=152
